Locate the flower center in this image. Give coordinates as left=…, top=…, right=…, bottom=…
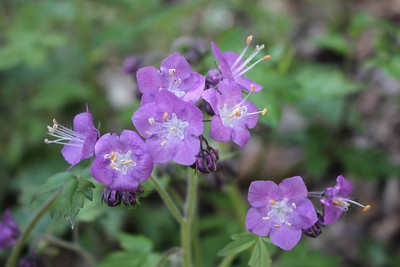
left=105, top=150, right=137, bottom=175
left=219, top=103, right=248, bottom=127
left=263, top=198, right=296, bottom=227
left=166, top=69, right=185, bottom=98
left=162, top=113, right=189, bottom=140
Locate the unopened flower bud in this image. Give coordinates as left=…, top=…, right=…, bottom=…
left=123, top=56, right=141, bottom=74
left=303, top=214, right=324, bottom=238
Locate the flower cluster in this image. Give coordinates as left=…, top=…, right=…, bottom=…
left=246, top=175, right=370, bottom=250
left=45, top=35, right=270, bottom=206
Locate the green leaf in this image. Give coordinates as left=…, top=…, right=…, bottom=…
left=50, top=177, right=95, bottom=228
left=117, top=233, right=153, bottom=253
left=248, top=238, right=271, bottom=267
left=32, top=172, right=75, bottom=202
left=218, top=232, right=257, bottom=256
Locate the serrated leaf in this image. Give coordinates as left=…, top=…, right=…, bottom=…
left=218, top=232, right=257, bottom=256
left=248, top=238, right=271, bottom=267
left=32, top=172, right=75, bottom=202
left=50, top=177, right=95, bottom=228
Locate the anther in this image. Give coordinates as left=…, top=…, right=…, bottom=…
left=256, top=44, right=265, bottom=50
left=145, top=131, right=152, bottom=135
left=262, top=216, right=269, bottom=220
left=270, top=199, right=277, bottom=205
left=262, top=108, right=268, bottom=116
left=274, top=225, right=281, bottom=228
left=285, top=222, right=292, bottom=226
left=169, top=69, right=177, bottom=75
left=161, top=141, right=167, bottom=146
left=44, top=139, right=51, bottom=144
left=246, top=35, right=253, bottom=45
left=123, top=160, right=133, bottom=165
left=262, top=55, right=271, bottom=61
left=250, top=84, right=256, bottom=93
left=163, top=112, right=168, bottom=121
left=148, top=118, right=155, bottom=125
left=363, top=205, right=371, bottom=212
left=291, top=202, right=297, bottom=209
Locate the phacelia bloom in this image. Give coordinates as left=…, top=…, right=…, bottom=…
left=202, top=79, right=267, bottom=148
left=136, top=52, right=205, bottom=105
left=90, top=130, right=153, bottom=191
left=102, top=186, right=145, bottom=207
left=320, top=175, right=371, bottom=225
left=211, top=35, right=271, bottom=92
left=246, top=177, right=318, bottom=250
left=0, top=210, right=20, bottom=249
left=132, top=90, right=203, bottom=165
left=45, top=107, right=99, bottom=168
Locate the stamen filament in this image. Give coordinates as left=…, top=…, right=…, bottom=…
left=231, top=35, right=253, bottom=69
left=233, top=45, right=265, bottom=76
left=236, top=54, right=271, bottom=77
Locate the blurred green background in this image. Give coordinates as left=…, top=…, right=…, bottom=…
left=1, top=0, right=400, bottom=266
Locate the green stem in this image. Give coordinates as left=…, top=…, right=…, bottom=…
left=181, top=170, right=198, bottom=267
left=149, top=174, right=183, bottom=224
left=227, top=181, right=247, bottom=229
left=39, top=234, right=96, bottom=266
left=218, top=254, right=237, bottom=267
left=6, top=189, right=62, bottom=267
left=156, top=247, right=182, bottom=267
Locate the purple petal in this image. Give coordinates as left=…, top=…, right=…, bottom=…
left=336, top=175, right=353, bottom=196
left=202, top=89, right=220, bottom=115
left=145, top=137, right=176, bottom=164
left=155, top=90, right=186, bottom=114
left=210, top=115, right=232, bottom=142
left=181, top=72, right=205, bottom=103
left=109, top=175, right=139, bottom=191
left=245, top=207, right=272, bottom=236
left=217, top=79, right=243, bottom=104
left=132, top=104, right=159, bottom=137
left=90, top=157, right=114, bottom=186
left=248, top=180, right=279, bottom=208
left=137, top=66, right=162, bottom=94
left=73, top=112, right=94, bottom=135
left=211, top=42, right=233, bottom=78
left=235, top=76, right=263, bottom=92
left=270, top=225, right=302, bottom=251
left=61, top=142, right=83, bottom=166
left=289, top=198, right=318, bottom=229
left=321, top=199, right=344, bottom=225
left=160, top=53, right=191, bottom=79
left=172, top=136, right=200, bottom=165
left=242, top=99, right=259, bottom=129
left=182, top=103, right=203, bottom=137
left=232, top=126, right=250, bottom=148
left=278, top=176, right=308, bottom=200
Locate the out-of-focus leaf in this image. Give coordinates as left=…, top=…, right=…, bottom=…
left=218, top=231, right=257, bottom=256
left=248, top=238, right=271, bottom=267
left=33, top=172, right=75, bottom=201
left=314, top=34, right=351, bottom=55
left=118, top=233, right=153, bottom=253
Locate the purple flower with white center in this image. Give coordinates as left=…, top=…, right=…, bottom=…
left=320, top=175, right=371, bottom=225
left=245, top=177, right=318, bottom=251
left=202, top=79, right=267, bottom=148
left=136, top=52, right=205, bottom=105
left=0, top=210, right=20, bottom=250
left=211, top=35, right=271, bottom=92
left=90, top=130, right=153, bottom=191
left=45, top=107, right=99, bottom=168
left=132, top=90, right=203, bottom=165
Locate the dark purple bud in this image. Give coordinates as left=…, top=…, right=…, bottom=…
left=123, top=56, right=141, bottom=74
left=303, top=213, right=324, bottom=238
left=191, top=136, right=219, bottom=173
left=0, top=209, right=20, bottom=249
left=205, top=69, right=222, bottom=89
left=122, top=191, right=137, bottom=206
left=102, top=187, right=122, bottom=207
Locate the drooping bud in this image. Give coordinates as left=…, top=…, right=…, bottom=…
left=191, top=136, right=219, bottom=173
left=102, top=186, right=146, bottom=208
left=303, top=213, right=325, bottom=238
left=102, top=187, right=122, bottom=207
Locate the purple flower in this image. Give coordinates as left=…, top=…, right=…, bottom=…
left=45, top=107, right=99, bottom=168
left=211, top=35, right=271, bottom=92
left=202, top=79, right=266, bottom=148
left=320, top=175, right=371, bottom=225
left=132, top=90, right=203, bottom=165
left=245, top=177, right=318, bottom=250
left=136, top=52, right=205, bottom=105
left=90, top=130, right=153, bottom=191
left=0, top=210, right=20, bottom=249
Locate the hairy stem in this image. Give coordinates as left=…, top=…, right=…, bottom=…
left=181, top=170, right=198, bottom=267
left=6, top=189, right=62, bottom=267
